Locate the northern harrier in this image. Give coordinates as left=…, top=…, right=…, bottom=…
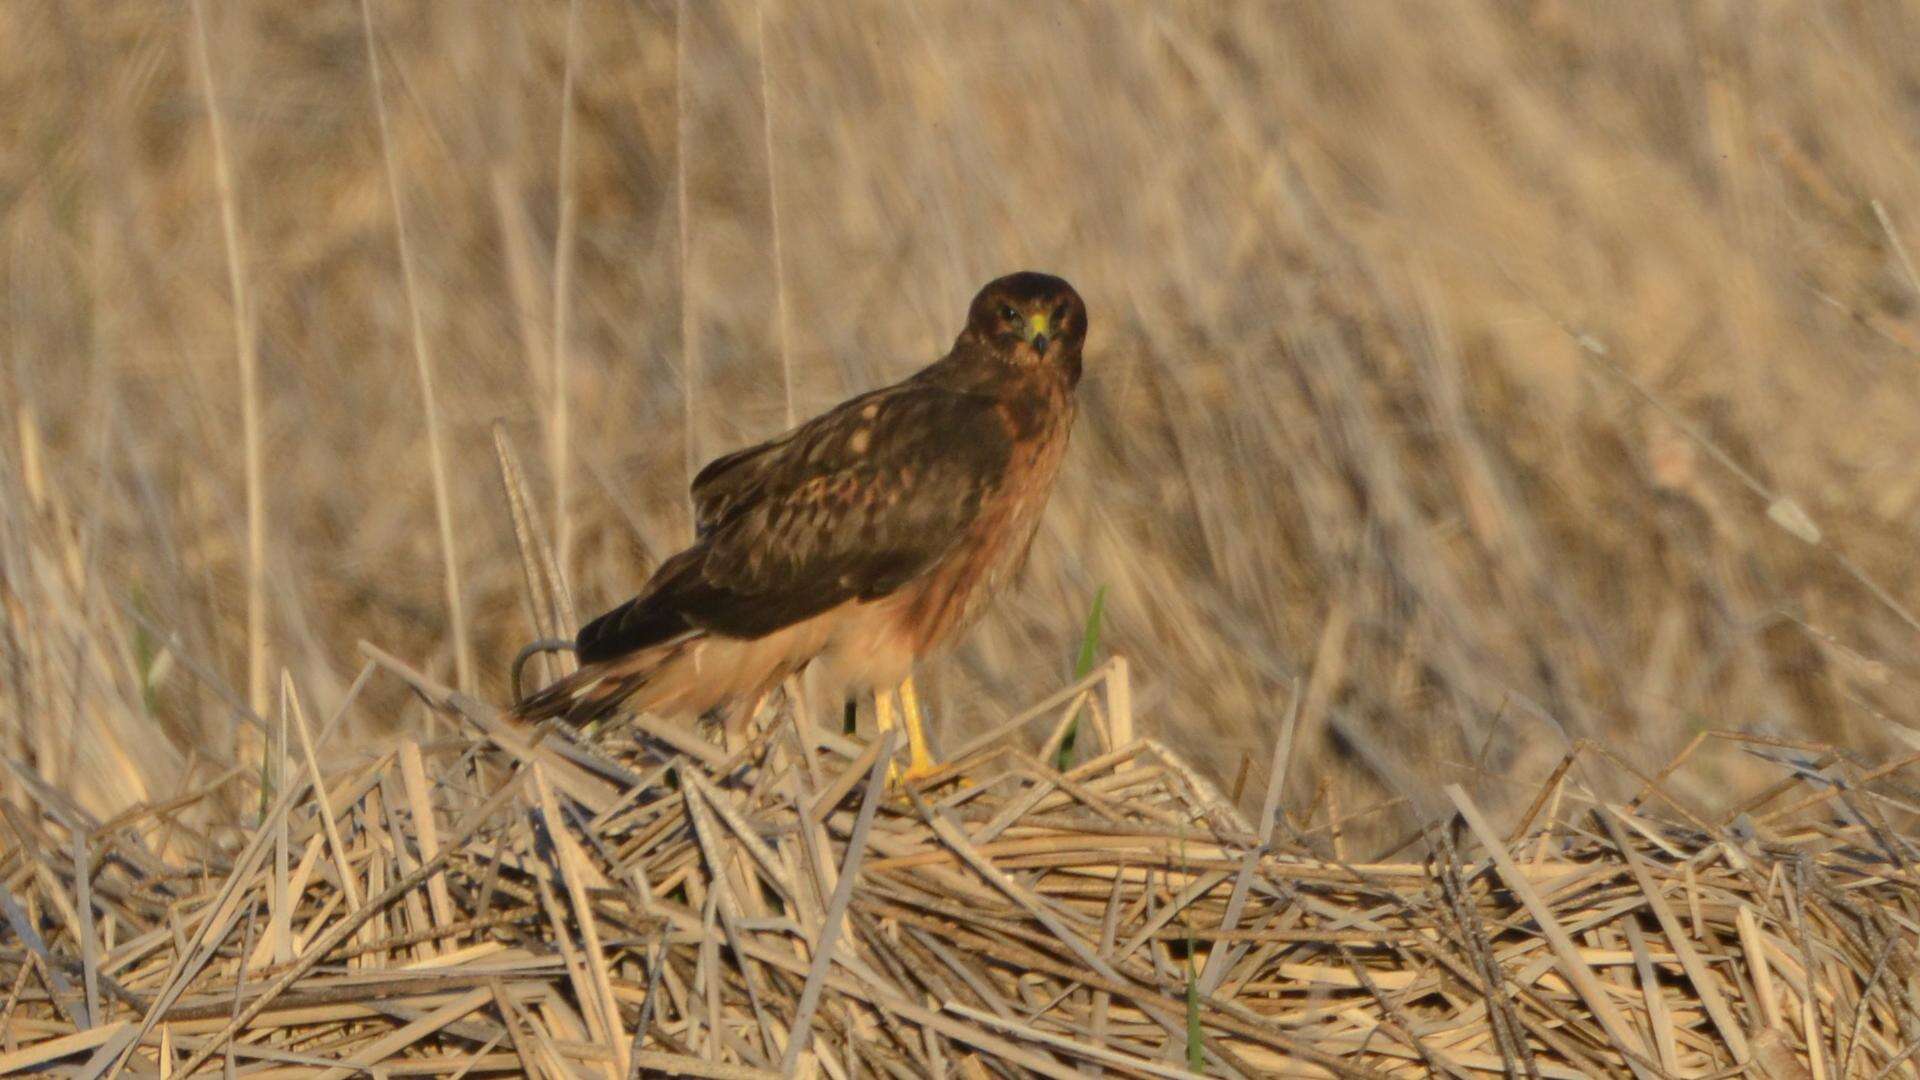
left=515, top=271, right=1086, bottom=780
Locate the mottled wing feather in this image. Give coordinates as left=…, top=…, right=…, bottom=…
left=574, top=383, right=1013, bottom=663
left=572, top=550, right=704, bottom=664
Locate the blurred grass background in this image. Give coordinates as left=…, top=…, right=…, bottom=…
left=7, top=0, right=1920, bottom=840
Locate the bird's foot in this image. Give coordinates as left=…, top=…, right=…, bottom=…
left=900, top=759, right=944, bottom=784
left=887, top=756, right=971, bottom=793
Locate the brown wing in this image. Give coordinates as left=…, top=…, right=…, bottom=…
left=573, top=382, right=1013, bottom=664
left=685, top=385, right=886, bottom=539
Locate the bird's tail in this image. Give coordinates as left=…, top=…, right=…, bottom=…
left=511, top=648, right=674, bottom=726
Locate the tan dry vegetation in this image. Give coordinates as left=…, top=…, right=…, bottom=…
left=7, top=1, right=1920, bottom=836
left=7, top=6, right=1920, bottom=1075
left=4, top=654, right=1918, bottom=1076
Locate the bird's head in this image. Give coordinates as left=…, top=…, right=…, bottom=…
left=962, top=271, right=1087, bottom=384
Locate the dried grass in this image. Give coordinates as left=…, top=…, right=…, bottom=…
left=12, top=4, right=1920, bottom=844
left=8, top=5, right=1920, bottom=1073
left=3, top=649, right=1917, bottom=1077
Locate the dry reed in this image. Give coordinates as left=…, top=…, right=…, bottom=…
left=8, top=8, right=1920, bottom=1073
left=2, top=647, right=1917, bottom=1077
left=186, top=0, right=267, bottom=727
left=358, top=0, right=474, bottom=696
left=12, top=3, right=1920, bottom=840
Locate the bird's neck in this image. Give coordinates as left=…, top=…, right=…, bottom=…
left=924, top=334, right=1082, bottom=395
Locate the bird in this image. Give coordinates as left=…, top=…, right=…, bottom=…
left=513, top=271, right=1087, bottom=782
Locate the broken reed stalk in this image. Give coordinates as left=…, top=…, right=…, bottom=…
left=3, top=649, right=1918, bottom=1077
left=491, top=425, right=570, bottom=689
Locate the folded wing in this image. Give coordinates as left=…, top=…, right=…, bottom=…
left=573, top=383, right=1013, bottom=664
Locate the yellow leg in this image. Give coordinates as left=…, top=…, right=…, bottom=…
left=873, top=679, right=936, bottom=787
left=897, top=676, right=938, bottom=781
left=874, top=686, right=904, bottom=787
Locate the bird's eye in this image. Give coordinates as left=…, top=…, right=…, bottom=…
left=1052, top=301, right=1068, bottom=327
left=998, top=304, right=1019, bottom=323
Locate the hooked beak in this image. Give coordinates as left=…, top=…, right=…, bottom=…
left=1027, top=311, right=1051, bottom=352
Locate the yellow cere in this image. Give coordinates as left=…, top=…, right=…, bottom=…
left=1028, top=311, right=1050, bottom=337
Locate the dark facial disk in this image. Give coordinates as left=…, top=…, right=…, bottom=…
left=964, top=271, right=1087, bottom=379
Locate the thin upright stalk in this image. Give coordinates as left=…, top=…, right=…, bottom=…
left=756, top=0, right=795, bottom=431
left=188, top=0, right=267, bottom=725
left=550, top=0, right=581, bottom=598
left=676, top=0, right=699, bottom=505
left=358, top=0, right=474, bottom=694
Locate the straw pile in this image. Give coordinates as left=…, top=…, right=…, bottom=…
left=3, top=648, right=1918, bottom=1078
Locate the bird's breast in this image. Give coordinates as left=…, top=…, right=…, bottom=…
left=896, top=388, right=1075, bottom=654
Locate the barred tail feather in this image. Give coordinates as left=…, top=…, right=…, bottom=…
left=511, top=654, right=656, bottom=726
